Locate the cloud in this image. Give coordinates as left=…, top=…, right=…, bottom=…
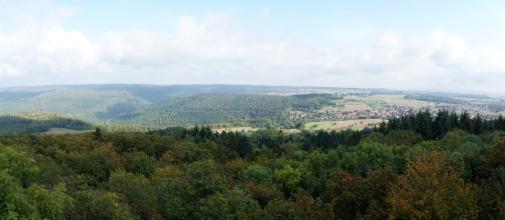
left=0, top=9, right=504, bottom=95
left=325, top=31, right=505, bottom=94
left=0, top=27, right=98, bottom=77
left=0, top=14, right=321, bottom=85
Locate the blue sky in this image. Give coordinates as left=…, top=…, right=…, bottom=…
left=1, top=0, right=505, bottom=95
left=56, top=0, right=504, bottom=44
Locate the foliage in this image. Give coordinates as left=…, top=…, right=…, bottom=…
left=117, top=94, right=333, bottom=127
left=388, top=151, right=477, bottom=219
left=0, top=111, right=505, bottom=218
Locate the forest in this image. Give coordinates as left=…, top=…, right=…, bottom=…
left=117, top=93, right=339, bottom=127
left=1, top=110, right=505, bottom=219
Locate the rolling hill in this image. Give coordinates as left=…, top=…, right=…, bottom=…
left=0, top=84, right=503, bottom=132
left=115, top=93, right=339, bottom=126
left=0, top=84, right=343, bottom=126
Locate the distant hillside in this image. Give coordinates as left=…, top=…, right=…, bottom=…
left=0, top=84, right=301, bottom=102
left=0, top=91, right=42, bottom=101
left=117, top=93, right=339, bottom=127
left=0, top=112, right=92, bottom=135
left=0, top=84, right=346, bottom=125
left=404, top=94, right=466, bottom=104
left=0, top=84, right=502, bottom=129
left=118, top=94, right=292, bottom=126
left=0, top=89, right=148, bottom=121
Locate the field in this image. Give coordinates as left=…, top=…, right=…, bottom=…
left=347, top=95, right=434, bottom=110
left=343, top=102, right=369, bottom=112
left=213, top=126, right=257, bottom=133
left=305, top=119, right=384, bottom=131
left=41, top=128, right=92, bottom=135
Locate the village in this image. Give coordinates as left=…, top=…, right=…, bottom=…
left=290, top=104, right=416, bottom=122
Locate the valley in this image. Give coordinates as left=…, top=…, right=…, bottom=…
left=1, top=84, right=504, bottom=134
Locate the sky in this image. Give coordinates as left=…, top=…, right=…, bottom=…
left=1, top=0, right=505, bottom=95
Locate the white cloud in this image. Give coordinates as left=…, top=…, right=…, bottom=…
left=0, top=14, right=321, bottom=86
left=0, top=10, right=505, bottom=95
left=0, top=27, right=98, bottom=77
left=325, top=30, right=505, bottom=94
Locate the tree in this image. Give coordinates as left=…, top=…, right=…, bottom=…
left=240, top=164, right=273, bottom=184
left=299, top=150, right=330, bottom=196
left=483, top=140, right=505, bottom=173
left=384, top=129, right=422, bottom=146
left=388, top=151, right=477, bottom=219
left=107, top=170, right=161, bottom=220
left=186, top=160, right=226, bottom=198
left=0, top=146, right=39, bottom=187
left=198, top=188, right=262, bottom=219
left=274, top=165, right=302, bottom=195
left=122, top=151, right=156, bottom=177
left=264, top=199, right=293, bottom=220
left=71, top=190, right=136, bottom=220
left=477, top=167, right=505, bottom=219
left=218, top=131, right=253, bottom=158
left=459, top=111, right=472, bottom=132
left=326, top=168, right=396, bottom=219
left=0, top=171, right=73, bottom=220
left=289, top=191, right=334, bottom=220
left=25, top=183, right=73, bottom=220
left=157, top=178, right=194, bottom=220
left=242, top=182, right=283, bottom=208
left=473, top=114, right=484, bottom=134
left=61, top=144, right=122, bottom=184
left=415, top=109, right=433, bottom=139
left=339, top=142, right=396, bottom=176
left=433, top=110, right=450, bottom=139
left=0, top=170, right=38, bottom=219
left=150, top=166, right=182, bottom=184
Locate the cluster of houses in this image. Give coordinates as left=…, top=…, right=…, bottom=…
left=367, top=106, right=415, bottom=119
left=289, top=99, right=505, bottom=123
left=290, top=105, right=416, bottom=121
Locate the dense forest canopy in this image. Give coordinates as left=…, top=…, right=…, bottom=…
left=2, top=111, right=505, bottom=219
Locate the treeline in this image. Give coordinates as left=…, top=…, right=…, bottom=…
left=378, top=109, right=505, bottom=139
left=2, top=112, right=505, bottom=219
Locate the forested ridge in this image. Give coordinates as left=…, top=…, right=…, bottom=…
left=2, top=110, right=505, bottom=219
left=118, top=93, right=339, bottom=127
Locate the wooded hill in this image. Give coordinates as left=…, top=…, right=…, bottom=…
left=117, top=93, right=339, bottom=127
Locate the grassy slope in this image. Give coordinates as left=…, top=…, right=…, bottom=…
left=0, top=89, right=148, bottom=121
